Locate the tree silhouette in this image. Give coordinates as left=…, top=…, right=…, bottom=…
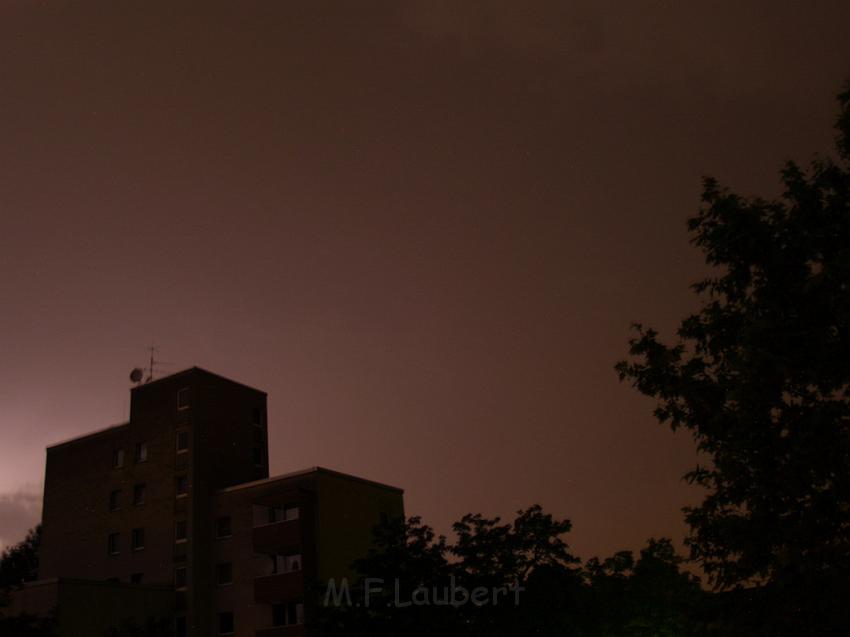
left=0, top=526, right=40, bottom=588
left=317, top=508, right=701, bottom=637
left=617, top=86, right=850, bottom=634
left=0, top=526, right=55, bottom=636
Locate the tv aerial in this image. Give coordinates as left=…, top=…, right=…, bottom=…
left=129, top=346, right=172, bottom=384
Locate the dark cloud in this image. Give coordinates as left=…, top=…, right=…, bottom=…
left=1, top=0, right=849, bottom=561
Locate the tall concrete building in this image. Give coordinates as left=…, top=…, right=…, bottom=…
left=29, top=368, right=404, bottom=636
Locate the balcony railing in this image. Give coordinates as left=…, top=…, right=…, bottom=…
left=255, top=625, right=307, bottom=637
left=252, top=519, right=301, bottom=554
left=254, top=570, right=304, bottom=604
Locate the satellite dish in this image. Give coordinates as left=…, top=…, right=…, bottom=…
left=130, top=368, right=144, bottom=383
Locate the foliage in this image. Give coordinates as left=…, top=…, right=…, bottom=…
left=617, top=87, right=850, bottom=633
left=0, top=526, right=40, bottom=588
left=317, top=509, right=702, bottom=637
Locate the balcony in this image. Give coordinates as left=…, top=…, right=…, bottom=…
left=254, top=571, right=304, bottom=604
left=253, top=519, right=301, bottom=554
left=255, top=626, right=307, bottom=637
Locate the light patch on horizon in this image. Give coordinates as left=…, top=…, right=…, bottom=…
left=0, top=484, right=42, bottom=552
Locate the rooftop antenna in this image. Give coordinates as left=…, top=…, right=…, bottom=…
left=146, top=346, right=158, bottom=382
left=130, top=347, right=172, bottom=385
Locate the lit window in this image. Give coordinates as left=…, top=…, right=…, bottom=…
left=272, top=553, right=301, bottom=574
left=176, top=475, right=188, bottom=497
left=130, top=573, right=143, bottom=584
left=218, top=611, right=234, bottom=635
left=112, top=449, right=124, bottom=468
left=176, top=430, right=189, bottom=453
left=175, top=566, right=187, bottom=590
left=133, top=483, right=146, bottom=505
left=175, top=520, right=187, bottom=543
left=215, top=516, right=232, bottom=538
left=134, top=442, right=148, bottom=463
left=131, top=528, right=145, bottom=551
left=216, top=562, right=232, bottom=586
left=177, top=387, right=190, bottom=410
left=107, top=532, right=120, bottom=555
left=109, top=490, right=121, bottom=511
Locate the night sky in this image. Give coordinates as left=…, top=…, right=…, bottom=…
left=2, top=1, right=850, bottom=557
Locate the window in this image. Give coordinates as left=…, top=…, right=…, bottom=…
left=272, top=553, right=301, bottom=574
left=215, top=516, right=232, bottom=538
left=175, top=566, right=187, bottom=590
left=216, top=562, right=232, bottom=586
left=133, top=483, right=146, bottom=506
left=252, top=445, right=264, bottom=466
left=109, top=489, right=121, bottom=511
left=108, top=532, right=120, bottom=555
left=252, top=407, right=262, bottom=426
left=177, top=387, right=190, bottom=410
left=134, top=442, right=148, bottom=463
left=131, top=528, right=145, bottom=551
left=289, top=602, right=304, bottom=625
left=130, top=573, right=143, bottom=584
left=254, top=505, right=278, bottom=526
left=112, top=448, right=124, bottom=468
left=175, top=519, right=187, bottom=543
left=252, top=426, right=264, bottom=443
left=260, top=505, right=298, bottom=524
left=272, top=602, right=304, bottom=626
left=175, top=616, right=187, bottom=637
left=176, top=475, right=188, bottom=497
left=284, top=553, right=301, bottom=572
left=218, top=611, right=234, bottom=635
left=176, top=430, right=189, bottom=453
left=272, top=603, right=286, bottom=627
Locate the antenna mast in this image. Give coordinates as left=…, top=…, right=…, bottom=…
left=146, top=346, right=158, bottom=382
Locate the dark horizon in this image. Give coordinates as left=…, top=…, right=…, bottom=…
left=2, top=0, right=850, bottom=565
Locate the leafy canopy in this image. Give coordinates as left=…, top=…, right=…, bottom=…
left=617, top=87, right=850, bottom=632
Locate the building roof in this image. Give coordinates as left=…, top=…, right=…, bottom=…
left=46, top=366, right=266, bottom=450
left=218, top=466, right=404, bottom=495
left=130, top=366, right=267, bottom=396
left=46, top=421, right=130, bottom=451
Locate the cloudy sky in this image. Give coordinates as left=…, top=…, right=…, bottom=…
left=1, top=0, right=849, bottom=556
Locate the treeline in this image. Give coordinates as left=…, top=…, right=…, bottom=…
left=317, top=505, right=720, bottom=637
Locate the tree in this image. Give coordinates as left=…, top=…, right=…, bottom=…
left=583, top=539, right=703, bottom=637
left=0, top=526, right=40, bottom=588
left=450, top=505, right=582, bottom=636
left=617, top=87, right=850, bottom=634
left=317, top=506, right=583, bottom=637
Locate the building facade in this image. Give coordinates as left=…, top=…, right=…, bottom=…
left=36, top=368, right=404, bottom=636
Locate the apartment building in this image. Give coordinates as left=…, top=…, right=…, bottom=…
left=32, top=367, right=404, bottom=636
